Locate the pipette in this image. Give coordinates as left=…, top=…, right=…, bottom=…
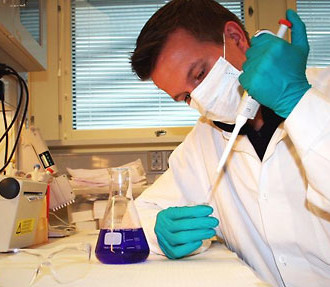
left=206, top=19, right=292, bottom=204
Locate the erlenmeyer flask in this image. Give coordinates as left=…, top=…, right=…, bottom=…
left=95, top=167, right=150, bottom=264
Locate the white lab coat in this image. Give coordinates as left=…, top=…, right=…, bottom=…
left=135, top=67, right=330, bottom=287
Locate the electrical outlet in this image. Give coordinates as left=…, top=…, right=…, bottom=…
left=148, top=151, right=163, bottom=171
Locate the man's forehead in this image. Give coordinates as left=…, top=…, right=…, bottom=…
left=162, top=28, right=200, bottom=50
left=155, top=29, right=207, bottom=71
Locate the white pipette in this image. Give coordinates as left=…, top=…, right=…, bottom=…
left=206, top=19, right=292, bottom=204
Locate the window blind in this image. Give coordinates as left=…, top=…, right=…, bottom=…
left=19, top=0, right=40, bottom=44
left=71, top=0, right=244, bottom=130
left=297, top=0, right=330, bottom=67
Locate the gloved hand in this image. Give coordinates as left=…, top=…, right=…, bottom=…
left=154, top=205, right=219, bottom=259
left=239, top=9, right=311, bottom=118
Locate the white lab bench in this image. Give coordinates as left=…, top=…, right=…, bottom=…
left=8, top=231, right=271, bottom=287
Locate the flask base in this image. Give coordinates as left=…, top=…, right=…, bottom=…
left=95, top=228, right=150, bottom=264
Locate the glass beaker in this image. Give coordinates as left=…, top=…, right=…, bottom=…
left=95, top=167, right=150, bottom=264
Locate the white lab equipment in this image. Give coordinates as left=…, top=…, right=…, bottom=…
left=22, top=126, right=58, bottom=175
left=21, top=126, right=75, bottom=210
left=206, top=19, right=292, bottom=203
left=0, top=176, right=47, bottom=252
left=49, top=174, right=75, bottom=211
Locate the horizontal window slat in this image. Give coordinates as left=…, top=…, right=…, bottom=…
left=297, top=0, right=330, bottom=67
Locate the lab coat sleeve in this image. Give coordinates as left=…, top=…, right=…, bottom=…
left=284, top=67, right=330, bottom=212
left=135, top=120, right=217, bottom=255
left=134, top=169, right=181, bottom=255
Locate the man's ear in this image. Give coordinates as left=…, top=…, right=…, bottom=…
left=224, top=21, right=249, bottom=53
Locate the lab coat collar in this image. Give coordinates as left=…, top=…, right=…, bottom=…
left=213, top=106, right=286, bottom=161
left=262, top=122, right=287, bottom=162
left=210, top=121, right=258, bottom=159
left=218, top=124, right=287, bottom=162
left=212, top=121, right=256, bottom=157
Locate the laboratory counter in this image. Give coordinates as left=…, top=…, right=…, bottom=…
left=0, top=231, right=270, bottom=287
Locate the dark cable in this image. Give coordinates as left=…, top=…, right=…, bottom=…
left=0, top=80, right=8, bottom=173
left=0, top=74, right=28, bottom=173
left=0, top=64, right=29, bottom=174
left=0, top=71, right=23, bottom=143
left=1, top=101, right=8, bottom=169
left=0, top=80, right=4, bottom=101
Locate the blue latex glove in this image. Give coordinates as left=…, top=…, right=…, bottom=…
left=239, top=9, right=311, bottom=118
left=154, top=205, right=219, bottom=259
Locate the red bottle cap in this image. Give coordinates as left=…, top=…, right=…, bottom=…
left=279, top=19, right=292, bottom=28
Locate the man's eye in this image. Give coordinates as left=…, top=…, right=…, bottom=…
left=196, top=69, right=205, bottom=81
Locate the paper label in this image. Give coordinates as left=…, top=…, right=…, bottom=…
left=104, top=232, right=122, bottom=245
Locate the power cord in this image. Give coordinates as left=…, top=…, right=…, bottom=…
left=0, top=80, right=8, bottom=173
left=0, top=63, right=29, bottom=174
left=48, top=211, right=76, bottom=238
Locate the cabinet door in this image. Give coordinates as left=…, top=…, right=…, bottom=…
left=0, top=0, right=47, bottom=71
left=0, top=2, right=16, bottom=36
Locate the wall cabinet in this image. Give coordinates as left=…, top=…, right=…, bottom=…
left=0, top=0, right=47, bottom=71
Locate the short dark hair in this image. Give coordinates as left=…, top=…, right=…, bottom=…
left=130, top=0, right=248, bottom=80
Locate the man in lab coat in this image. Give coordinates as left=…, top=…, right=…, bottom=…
left=130, top=0, right=330, bottom=286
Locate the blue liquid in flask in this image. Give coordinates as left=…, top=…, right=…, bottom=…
left=95, top=228, right=150, bottom=264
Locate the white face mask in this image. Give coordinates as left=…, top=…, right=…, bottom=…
left=189, top=52, right=243, bottom=124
